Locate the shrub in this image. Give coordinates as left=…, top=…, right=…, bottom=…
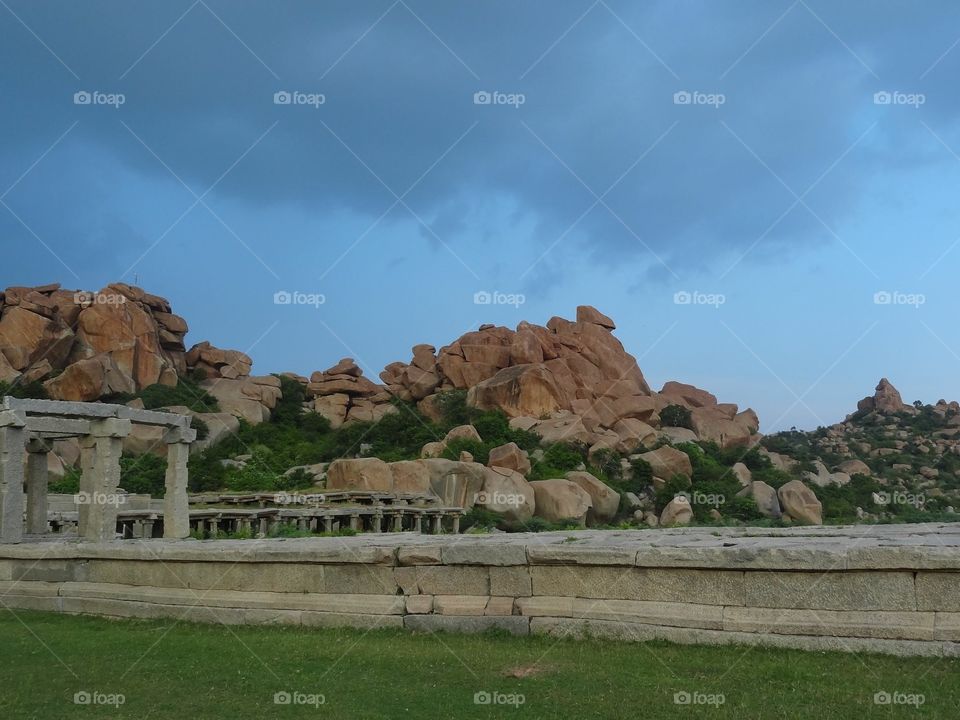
left=0, top=379, right=49, bottom=400
left=120, top=454, right=167, bottom=496
left=138, top=376, right=219, bottom=413
left=659, top=404, right=693, bottom=429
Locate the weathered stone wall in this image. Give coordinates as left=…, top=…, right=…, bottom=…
left=1, top=524, right=958, bottom=657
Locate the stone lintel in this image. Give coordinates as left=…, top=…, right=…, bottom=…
left=25, top=417, right=89, bottom=437
left=88, top=418, right=133, bottom=439
left=118, top=407, right=191, bottom=428
left=0, top=410, right=26, bottom=429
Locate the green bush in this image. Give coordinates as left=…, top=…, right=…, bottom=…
left=137, top=376, right=219, bottom=412
left=659, top=404, right=692, bottom=429
left=0, top=379, right=49, bottom=400
left=120, top=454, right=168, bottom=496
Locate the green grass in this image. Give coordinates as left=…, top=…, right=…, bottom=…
left=1, top=611, right=957, bottom=718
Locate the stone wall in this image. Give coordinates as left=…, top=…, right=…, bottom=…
left=1, top=524, right=958, bottom=657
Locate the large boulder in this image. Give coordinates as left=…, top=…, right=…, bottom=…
left=529, top=479, right=592, bottom=525
left=487, top=442, right=531, bottom=476
left=44, top=354, right=135, bottom=401
left=690, top=406, right=753, bottom=448
left=747, top=480, right=781, bottom=518
left=200, top=375, right=280, bottom=424
left=858, top=378, right=906, bottom=414
left=477, top=466, right=535, bottom=524
left=326, top=458, right=393, bottom=492
left=417, top=459, right=486, bottom=509
left=388, top=461, right=434, bottom=495
left=777, top=480, right=822, bottom=525
left=467, top=364, right=567, bottom=419
left=659, top=496, right=693, bottom=525
left=638, top=446, right=693, bottom=480
left=837, top=459, right=871, bottom=477
left=566, top=471, right=619, bottom=524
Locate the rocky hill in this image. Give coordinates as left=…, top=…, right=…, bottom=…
left=2, top=281, right=957, bottom=530
left=761, top=378, right=960, bottom=521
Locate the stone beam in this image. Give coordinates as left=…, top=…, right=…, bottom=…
left=24, top=416, right=91, bottom=437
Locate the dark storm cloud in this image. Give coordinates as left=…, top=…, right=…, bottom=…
left=3, top=0, right=960, bottom=282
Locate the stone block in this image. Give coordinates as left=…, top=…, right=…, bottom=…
left=441, top=543, right=527, bottom=566
left=415, top=566, right=489, bottom=596
left=529, top=566, right=744, bottom=606
left=406, top=595, right=434, bottom=614
left=917, top=572, right=960, bottom=611
left=744, top=571, right=916, bottom=611
left=404, top=614, right=529, bottom=636
left=397, top=546, right=442, bottom=566
left=517, top=596, right=723, bottom=630
left=490, top=566, right=532, bottom=597
left=724, top=607, right=935, bottom=641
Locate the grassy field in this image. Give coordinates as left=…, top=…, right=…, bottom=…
left=0, top=610, right=956, bottom=718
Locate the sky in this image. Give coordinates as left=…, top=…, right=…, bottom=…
left=2, top=0, right=959, bottom=433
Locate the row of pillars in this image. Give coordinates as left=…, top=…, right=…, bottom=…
left=0, top=409, right=195, bottom=543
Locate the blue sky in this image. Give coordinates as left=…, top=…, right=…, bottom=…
left=2, top=0, right=959, bottom=432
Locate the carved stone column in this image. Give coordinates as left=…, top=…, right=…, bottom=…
left=25, top=438, right=51, bottom=535
left=0, top=410, right=27, bottom=543
left=78, top=418, right=131, bottom=542
left=163, top=426, right=196, bottom=539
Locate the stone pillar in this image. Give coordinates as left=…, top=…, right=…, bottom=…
left=163, top=426, right=195, bottom=540
left=79, top=418, right=131, bottom=542
left=25, top=439, right=51, bottom=535
left=0, top=410, right=27, bottom=543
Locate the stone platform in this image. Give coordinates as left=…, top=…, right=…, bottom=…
left=2, top=523, right=959, bottom=657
